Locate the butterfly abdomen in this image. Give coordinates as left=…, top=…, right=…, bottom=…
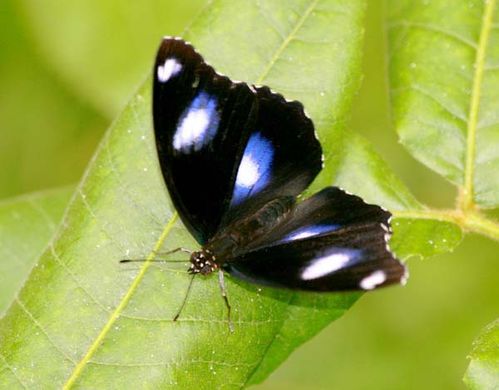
left=206, top=196, right=295, bottom=261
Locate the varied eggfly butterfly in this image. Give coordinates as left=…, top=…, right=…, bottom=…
left=145, top=37, right=407, bottom=327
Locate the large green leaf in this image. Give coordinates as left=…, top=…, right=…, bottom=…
left=0, top=136, right=464, bottom=388
left=464, top=318, right=499, bottom=388
left=0, top=189, right=72, bottom=315
left=0, top=1, right=371, bottom=388
left=387, top=0, right=499, bottom=209
left=0, top=1, right=466, bottom=388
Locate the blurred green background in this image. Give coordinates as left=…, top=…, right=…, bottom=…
left=1, top=0, right=497, bottom=388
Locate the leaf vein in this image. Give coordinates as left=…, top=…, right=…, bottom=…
left=77, top=189, right=122, bottom=251
left=0, top=352, right=28, bottom=389
left=484, top=63, right=499, bottom=71
left=462, top=0, right=497, bottom=209
left=291, top=37, right=334, bottom=45
left=62, top=214, right=179, bottom=389
left=254, top=0, right=286, bottom=40
left=243, top=294, right=294, bottom=385
left=27, top=198, right=57, bottom=230
left=407, top=116, right=466, bottom=145
left=15, top=297, right=76, bottom=364
left=130, top=95, right=157, bottom=160
left=49, top=245, right=110, bottom=313
left=477, top=119, right=499, bottom=130
left=408, top=84, right=468, bottom=123
left=388, top=21, right=478, bottom=50
left=86, top=359, right=256, bottom=368
left=118, top=313, right=281, bottom=324
left=103, top=139, right=163, bottom=228
left=255, top=0, right=320, bottom=84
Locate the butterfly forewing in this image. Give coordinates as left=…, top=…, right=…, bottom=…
left=220, top=87, right=322, bottom=228
left=153, top=38, right=322, bottom=245
left=153, top=38, right=257, bottom=244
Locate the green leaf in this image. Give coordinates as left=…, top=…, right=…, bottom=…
left=390, top=218, right=463, bottom=260
left=387, top=3, right=499, bottom=387
left=0, top=189, right=71, bottom=315
left=0, top=1, right=372, bottom=388
left=19, top=0, right=207, bottom=115
left=0, top=1, right=469, bottom=386
left=387, top=0, right=499, bottom=209
left=0, top=1, right=467, bottom=388
left=0, top=134, right=464, bottom=387
left=464, top=318, right=499, bottom=389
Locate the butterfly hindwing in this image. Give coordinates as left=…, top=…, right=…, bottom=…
left=222, top=187, right=407, bottom=291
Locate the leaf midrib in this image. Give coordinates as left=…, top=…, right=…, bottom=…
left=391, top=1, right=499, bottom=243
left=62, top=214, right=178, bottom=389
left=461, top=0, right=496, bottom=211
left=63, top=1, right=320, bottom=386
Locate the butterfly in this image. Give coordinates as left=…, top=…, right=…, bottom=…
left=149, top=37, right=407, bottom=326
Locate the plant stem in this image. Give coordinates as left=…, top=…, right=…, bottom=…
left=463, top=212, right=499, bottom=241
left=393, top=209, right=499, bottom=242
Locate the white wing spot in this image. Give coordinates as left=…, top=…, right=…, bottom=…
left=282, top=224, right=339, bottom=243
left=301, top=253, right=351, bottom=280
left=288, top=230, right=316, bottom=241
left=174, top=109, right=211, bottom=150
left=237, top=155, right=260, bottom=188
left=173, top=92, right=219, bottom=152
left=231, top=132, right=274, bottom=205
left=157, top=58, right=182, bottom=82
left=360, top=270, right=387, bottom=290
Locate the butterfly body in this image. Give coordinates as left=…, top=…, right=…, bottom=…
left=153, top=37, right=407, bottom=294
left=189, top=196, right=295, bottom=274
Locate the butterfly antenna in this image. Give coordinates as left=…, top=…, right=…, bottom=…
left=173, top=274, right=196, bottom=321
left=119, top=259, right=188, bottom=263
left=120, top=247, right=193, bottom=263
left=218, top=270, right=234, bottom=333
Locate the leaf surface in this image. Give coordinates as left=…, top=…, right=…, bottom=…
left=387, top=0, right=499, bottom=208
left=0, top=189, right=71, bottom=315
left=464, top=318, right=499, bottom=389
left=0, top=1, right=464, bottom=388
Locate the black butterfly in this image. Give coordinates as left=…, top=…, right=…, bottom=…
left=150, top=37, right=407, bottom=324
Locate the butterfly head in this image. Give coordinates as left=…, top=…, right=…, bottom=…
left=189, top=249, right=218, bottom=275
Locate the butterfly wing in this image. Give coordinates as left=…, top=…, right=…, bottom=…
left=219, top=86, right=322, bottom=229
left=153, top=38, right=322, bottom=244
left=153, top=38, right=257, bottom=244
left=223, top=187, right=407, bottom=291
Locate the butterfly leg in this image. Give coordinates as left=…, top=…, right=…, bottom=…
left=218, top=270, right=234, bottom=333
left=173, top=274, right=196, bottom=321
left=154, top=247, right=192, bottom=256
